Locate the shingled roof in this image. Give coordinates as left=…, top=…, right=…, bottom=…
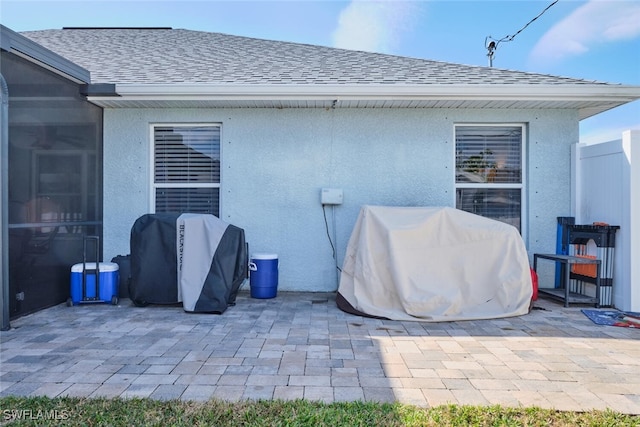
left=20, top=27, right=601, bottom=86
left=17, top=27, right=640, bottom=117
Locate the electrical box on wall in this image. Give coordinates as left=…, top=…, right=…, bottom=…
left=321, top=188, right=343, bottom=205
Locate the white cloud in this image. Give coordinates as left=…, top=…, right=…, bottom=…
left=529, top=0, right=640, bottom=64
left=331, top=0, right=420, bottom=53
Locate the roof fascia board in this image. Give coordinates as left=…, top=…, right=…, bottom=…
left=1, top=25, right=90, bottom=84
left=110, top=83, right=640, bottom=103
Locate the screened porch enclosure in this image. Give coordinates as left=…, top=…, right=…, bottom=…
left=2, top=51, right=103, bottom=319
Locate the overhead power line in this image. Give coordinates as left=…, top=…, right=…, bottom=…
left=485, top=0, right=559, bottom=67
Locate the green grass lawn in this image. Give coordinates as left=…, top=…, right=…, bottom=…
left=1, top=396, right=638, bottom=426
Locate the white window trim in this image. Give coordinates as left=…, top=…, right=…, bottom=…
left=453, top=123, right=527, bottom=243
left=149, top=123, right=222, bottom=214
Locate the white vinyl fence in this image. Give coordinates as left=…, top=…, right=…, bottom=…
left=573, top=130, right=639, bottom=312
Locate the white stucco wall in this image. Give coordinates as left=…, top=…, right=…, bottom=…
left=103, top=107, right=577, bottom=292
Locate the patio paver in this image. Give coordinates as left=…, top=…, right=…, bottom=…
left=0, top=291, right=638, bottom=414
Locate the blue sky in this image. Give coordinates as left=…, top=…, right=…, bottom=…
left=2, top=0, right=639, bottom=143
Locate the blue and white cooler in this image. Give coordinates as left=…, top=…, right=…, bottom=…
left=249, top=253, right=279, bottom=299
left=69, top=262, right=119, bottom=305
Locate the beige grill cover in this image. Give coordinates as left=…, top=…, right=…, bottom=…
left=338, top=206, right=532, bottom=321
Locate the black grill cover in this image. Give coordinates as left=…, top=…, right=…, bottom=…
left=130, top=213, right=248, bottom=313
left=130, top=213, right=181, bottom=306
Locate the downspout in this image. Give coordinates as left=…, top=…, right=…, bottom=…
left=0, top=73, right=9, bottom=330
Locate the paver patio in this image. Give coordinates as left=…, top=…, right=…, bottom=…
left=1, top=291, right=639, bottom=414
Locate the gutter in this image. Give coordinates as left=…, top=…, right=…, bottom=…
left=103, top=83, right=640, bottom=103
left=1, top=25, right=90, bottom=84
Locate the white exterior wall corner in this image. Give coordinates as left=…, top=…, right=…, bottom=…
left=102, top=107, right=576, bottom=292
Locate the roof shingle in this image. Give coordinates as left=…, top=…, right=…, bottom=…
left=20, top=28, right=609, bottom=87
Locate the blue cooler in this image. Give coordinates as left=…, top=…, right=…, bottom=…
left=69, top=262, right=119, bottom=305
left=249, top=253, right=278, bottom=299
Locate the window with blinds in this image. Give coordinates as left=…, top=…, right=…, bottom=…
left=455, top=125, right=524, bottom=231
left=153, top=125, right=220, bottom=216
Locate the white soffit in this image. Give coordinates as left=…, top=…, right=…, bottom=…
left=87, top=83, right=640, bottom=119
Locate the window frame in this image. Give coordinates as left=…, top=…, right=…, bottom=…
left=453, top=123, right=527, bottom=239
left=149, top=123, right=222, bottom=216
